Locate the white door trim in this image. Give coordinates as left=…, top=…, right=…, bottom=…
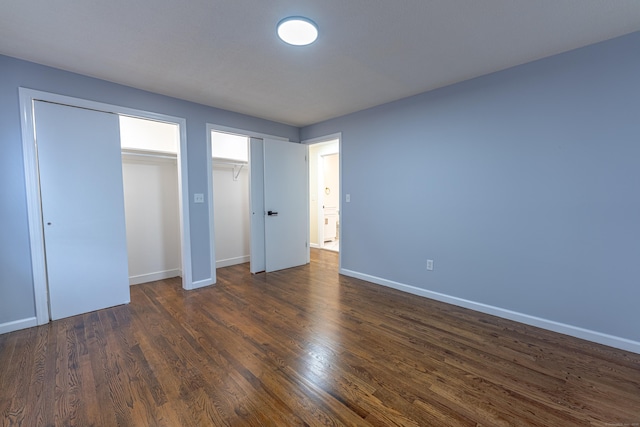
left=19, top=87, right=193, bottom=324
left=205, top=123, right=289, bottom=278
left=207, top=124, right=289, bottom=143
left=302, top=133, right=342, bottom=267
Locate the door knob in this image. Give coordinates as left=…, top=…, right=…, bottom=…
left=267, top=211, right=278, bottom=216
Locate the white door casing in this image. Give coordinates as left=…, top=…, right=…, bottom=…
left=35, top=101, right=130, bottom=320
left=302, top=133, right=342, bottom=265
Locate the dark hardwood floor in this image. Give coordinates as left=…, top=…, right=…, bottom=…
left=1, top=249, right=639, bottom=426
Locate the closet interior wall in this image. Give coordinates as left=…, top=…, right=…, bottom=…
left=212, top=159, right=250, bottom=268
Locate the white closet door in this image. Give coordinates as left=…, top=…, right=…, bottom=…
left=263, top=139, right=308, bottom=272
left=35, top=101, right=130, bottom=320
left=249, top=138, right=266, bottom=273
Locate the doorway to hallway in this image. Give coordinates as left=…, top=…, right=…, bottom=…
left=308, top=138, right=340, bottom=253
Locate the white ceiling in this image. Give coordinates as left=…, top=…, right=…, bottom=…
left=2, top=1, right=640, bottom=127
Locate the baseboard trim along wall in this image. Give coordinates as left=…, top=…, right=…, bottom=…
left=340, top=268, right=640, bottom=355
left=190, top=278, right=214, bottom=290
left=0, top=317, right=38, bottom=335
left=129, top=269, right=182, bottom=285
left=215, top=255, right=250, bottom=269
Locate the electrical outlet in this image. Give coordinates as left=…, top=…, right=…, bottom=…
left=426, top=259, right=434, bottom=271
left=194, top=193, right=205, bottom=203
left=346, top=194, right=351, bottom=202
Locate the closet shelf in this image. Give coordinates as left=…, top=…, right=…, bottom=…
left=212, top=157, right=248, bottom=166
left=121, top=148, right=177, bottom=160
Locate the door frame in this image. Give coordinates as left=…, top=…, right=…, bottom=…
left=205, top=123, right=289, bottom=279
left=302, top=133, right=342, bottom=266
left=19, top=87, right=192, bottom=325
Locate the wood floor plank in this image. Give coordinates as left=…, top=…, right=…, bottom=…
left=85, top=310, right=121, bottom=427
left=2, top=328, right=36, bottom=426
left=21, top=324, right=52, bottom=427
left=0, top=332, right=18, bottom=424
left=130, top=286, right=252, bottom=426
left=57, top=317, right=87, bottom=426
left=2, top=248, right=640, bottom=426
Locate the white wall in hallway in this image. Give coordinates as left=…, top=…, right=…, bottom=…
left=309, top=140, right=339, bottom=246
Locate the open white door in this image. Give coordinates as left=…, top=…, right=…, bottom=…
left=35, top=101, right=130, bottom=320
left=263, top=139, right=308, bottom=272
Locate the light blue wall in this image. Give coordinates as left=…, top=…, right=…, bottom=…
left=3, top=31, right=640, bottom=347
left=0, top=55, right=298, bottom=325
left=302, top=32, right=640, bottom=343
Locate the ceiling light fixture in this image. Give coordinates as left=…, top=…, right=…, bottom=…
left=277, top=17, right=318, bottom=46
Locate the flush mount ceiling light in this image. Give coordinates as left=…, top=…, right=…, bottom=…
left=277, top=17, right=318, bottom=46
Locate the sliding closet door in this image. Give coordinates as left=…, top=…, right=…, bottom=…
left=35, top=101, right=130, bottom=320
left=249, top=138, right=266, bottom=273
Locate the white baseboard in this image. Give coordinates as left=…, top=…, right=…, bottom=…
left=216, top=255, right=250, bottom=268
left=310, top=243, right=320, bottom=249
left=130, top=269, right=181, bottom=285
left=0, top=317, right=38, bottom=335
left=189, top=278, right=214, bottom=290
left=340, top=268, right=640, bottom=355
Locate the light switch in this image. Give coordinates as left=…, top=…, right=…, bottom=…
left=194, top=193, right=205, bottom=203
left=346, top=194, right=351, bottom=203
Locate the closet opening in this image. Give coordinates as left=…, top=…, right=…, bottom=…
left=120, top=116, right=182, bottom=285
left=211, top=131, right=251, bottom=269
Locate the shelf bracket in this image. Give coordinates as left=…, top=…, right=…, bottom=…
left=233, top=164, right=244, bottom=181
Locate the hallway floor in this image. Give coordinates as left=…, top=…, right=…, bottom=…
left=323, top=238, right=339, bottom=252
